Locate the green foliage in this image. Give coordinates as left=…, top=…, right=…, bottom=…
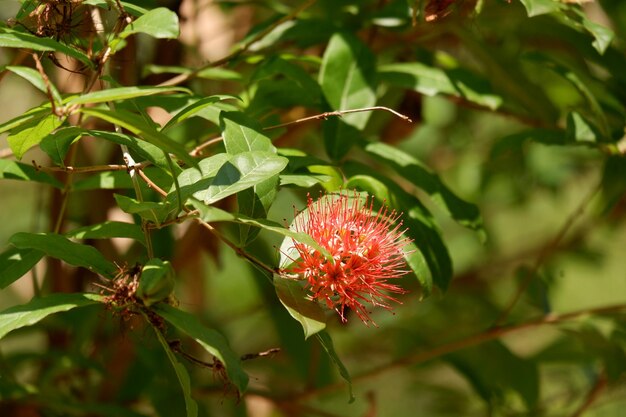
left=1, top=0, right=626, bottom=416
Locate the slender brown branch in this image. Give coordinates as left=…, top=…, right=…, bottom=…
left=32, top=53, right=59, bottom=116
left=292, top=303, right=626, bottom=401
left=33, top=161, right=149, bottom=173
left=494, top=180, right=602, bottom=326
left=136, top=168, right=168, bottom=197
left=189, top=136, right=223, bottom=157
left=569, top=370, right=608, bottom=417
left=263, top=106, right=413, bottom=130
left=158, top=0, right=317, bottom=87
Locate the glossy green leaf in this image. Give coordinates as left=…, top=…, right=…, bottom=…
left=66, top=221, right=146, bottom=247
left=8, top=113, right=64, bottom=160
left=319, top=32, right=376, bottom=128
left=0, top=159, right=63, bottom=188
left=152, top=303, right=249, bottom=392
left=64, top=86, right=189, bottom=106
left=0, top=293, right=103, bottom=340
left=0, top=247, right=44, bottom=290
left=10, top=233, right=118, bottom=278
left=378, top=63, right=502, bottom=110
left=40, top=127, right=82, bottom=165
left=0, top=28, right=93, bottom=67
left=364, top=141, right=485, bottom=238
left=120, top=8, right=180, bottom=39
left=279, top=174, right=333, bottom=188
left=0, top=106, right=50, bottom=135
left=204, top=152, right=288, bottom=205
left=274, top=277, right=326, bottom=339
left=220, top=111, right=274, bottom=154
left=151, top=320, right=198, bottom=417
left=316, top=331, right=355, bottom=403
left=80, top=108, right=195, bottom=167
left=162, top=96, right=228, bottom=131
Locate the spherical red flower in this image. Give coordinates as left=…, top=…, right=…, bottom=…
left=285, top=192, right=410, bottom=324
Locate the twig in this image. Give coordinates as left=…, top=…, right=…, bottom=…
left=263, top=107, right=413, bottom=130
left=292, top=303, right=626, bottom=401
left=494, top=180, right=602, bottom=326
left=189, top=136, right=223, bottom=157
left=570, top=370, right=608, bottom=417
left=33, top=161, right=149, bottom=173
left=32, top=53, right=60, bottom=116
left=136, top=168, right=168, bottom=198
left=158, top=0, right=317, bottom=87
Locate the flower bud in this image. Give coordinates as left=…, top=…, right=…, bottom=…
left=136, top=258, right=175, bottom=307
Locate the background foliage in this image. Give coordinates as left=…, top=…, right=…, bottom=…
left=1, top=0, right=626, bottom=416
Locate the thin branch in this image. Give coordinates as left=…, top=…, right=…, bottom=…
left=190, top=136, right=223, bottom=157
left=292, top=303, right=626, bottom=401
left=32, top=53, right=59, bottom=116
left=494, top=180, right=602, bottom=326
left=570, top=370, right=608, bottom=417
left=158, top=0, right=317, bottom=87
left=33, top=161, right=149, bottom=173
left=263, top=106, right=413, bottom=130
left=136, top=168, right=168, bottom=198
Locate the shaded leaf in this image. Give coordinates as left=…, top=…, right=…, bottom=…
left=66, top=221, right=146, bottom=247
left=0, top=293, right=103, bottom=340
left=152, top=303, right=249, bottom=393
left=316, top=331, right=355, bottom=403
left=0, top=28, right=92, bottom=67
left=151, top=320, right=198, bottom=417
left=115, top=194, right=174, bottom=226
left=5, top=65, right=62, bottom=103
left=0, top=159, right=63, bottom=188
left=364, top=141, right=484, bottom=238
left=0, top=247, right=44, bottom=290
left=10, top=233, right=117, bottom=278
left=274, top=276, right=326, bottom=339
left=40, top=127, right=82, bottom=165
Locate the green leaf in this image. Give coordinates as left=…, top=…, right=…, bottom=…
left=151, top=321, right=198, bottom=417
left=518, top=0, right=561, bottom=17
left=219, top=111, right=274, bottom=154
left=236, top=177, right=278, bottom=246
left=0, top=28, right=93, bottom=67
left=162, top=95, right=238, bottom=131
left=0, top=293, right=103, bottom=340
left=319, top=32, right=377, bottom=129
left=10, top=233, right=117, bottom=278
left=152, top=303, right=249, bottom=393
left=274, top=277, right=326, bottom=339
left=279, top=174, right=332, bottom=188
left=66, top=221, right=146, bottom=247
left=0, top=248, right=44, bottom=290
left=64, top=86, right=189, bottom=106
left=316, top=331, right=355, bottom=403
left=120, top=8, right=180, bottom=39
left=79, top=108, right=195, bottom=167
left=8, top=113, right=64, bottom=160
left=581, top=14, right=614, bottom=55
left=5, top=66, right=62, bottom=103
left=39, top=127, right=82, bottom=165
left=0, top=106, right=50, bottom=135
left=566, top=111, right=600, bottom=143
left=114, top=194, right=174, bottom=226
left=86, top=130, right=172, bottom=169
left=364, top=141, right=484, bottom=238
left=204, top=151, right=288, bottom=205
left=72, top=171, right=134, bottom=191
left=0, top=159, right=63, bottom=188
left=172, top=153, right=230, bottom=203
left=378, top=63, right=502, bottom=110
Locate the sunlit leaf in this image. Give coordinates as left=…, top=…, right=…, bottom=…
left=0, top=159, right=63, bottom=188
left=120, top=8, right=180, bottom=39
left=66, top=221, right=146, bottom=247
left=7, top=113, right=64, bottom=160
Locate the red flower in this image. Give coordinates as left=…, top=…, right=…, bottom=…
left=286, top=192, right=410, bottom=324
